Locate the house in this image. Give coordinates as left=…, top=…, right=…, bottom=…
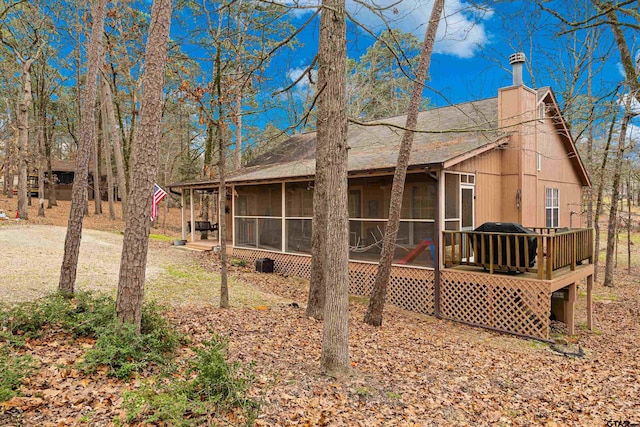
left=168, top=53, right=594, bottom=340
left=31, top=159, right=107, bottom=201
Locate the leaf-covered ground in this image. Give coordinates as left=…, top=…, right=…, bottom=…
left=1, top=201, right=638, bottom=426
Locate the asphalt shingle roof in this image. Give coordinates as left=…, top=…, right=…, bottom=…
left=169, top=97, right=506, bottom=188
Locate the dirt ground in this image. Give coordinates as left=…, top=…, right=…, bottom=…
left=0, top=199, right=639, bottom=426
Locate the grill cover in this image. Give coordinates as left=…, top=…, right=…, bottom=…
left=473, top=222, right=537, bottom=268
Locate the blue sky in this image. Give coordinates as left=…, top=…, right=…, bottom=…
left=258, top=0, right=630, bottom=116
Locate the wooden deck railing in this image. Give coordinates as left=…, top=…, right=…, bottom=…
left=443, top=227, right=593, bottom=280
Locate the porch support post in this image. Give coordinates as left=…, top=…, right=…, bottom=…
left=190, top=188, right=195, bottom=242
left=281, top=182, right=286, bottom=252
left=231, top=185, right=235, bottom=247
left=433, top=168, right=443, bottom=318
left=181, top=189, right=186, bottom=240
left=586, top=274, right=593, bottom=330
left=217, top=187, right=221, bottom=247
left=567, top=282, right=576, bottom=335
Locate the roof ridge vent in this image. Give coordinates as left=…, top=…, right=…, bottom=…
left=508, top=52, right=526, bottom=86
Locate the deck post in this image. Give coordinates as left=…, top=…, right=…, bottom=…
left=587, top=274, right=593, bottom=330
left=181, top=189, right=186, bottom=240
left=537, top=236, right=543, bottom=280
left=567, top=282, right=576, bottom=335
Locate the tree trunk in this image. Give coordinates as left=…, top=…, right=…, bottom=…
left=316, top=0, right=349, bottom=377
left=627, top=167, right=631, bottom=273
left=93, top=127, right=102, bottom=214
left=100, top=85, right=116, bottom=220
left=603, top=98, right=632, bottom=287
left=37, top=119, right=45, bottom=217
left=235, top=92, right=242, bottom=169
left=364, top=0, right=444, bottom=327
left=116, top=0, right=173, bottom=329
left=215, top=49, right=230, bottom=309
left=593, top=104, right=618, bottom=282
left=58, top=0, right=107, bottom=294
left=45, top=121, right=57, bottom=208
left=100, top=76, right=128, bottom=217
left=16, top=58, right=36, bottom=220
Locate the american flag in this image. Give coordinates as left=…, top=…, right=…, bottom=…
left=151, top=184, right=167, bottom=220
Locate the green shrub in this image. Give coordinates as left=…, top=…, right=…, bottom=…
left=82, top=303, right=181, bottom=379
left=123, top=335, right=259, bottom=426
left=0, top=345, right=33, bottom=402
left=0, top=292, right=116, bottom=339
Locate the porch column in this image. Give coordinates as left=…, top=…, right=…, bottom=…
left=217, top=187, right=221, bottom=247
left=586, top=274, right=593, bottom=330
left=434, top=168, right=444, bottom=318
left=181, top=189, right=186, bottom=240
left=231, top=185, right=235, bottom=247
left=190, top=188, right=195, bottom=242
left=567, top=282, right=576, bottom=335
left=281, top=182, right=286, bottom=252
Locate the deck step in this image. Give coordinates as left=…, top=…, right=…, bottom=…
left=184, top=241, right=216, bottom=251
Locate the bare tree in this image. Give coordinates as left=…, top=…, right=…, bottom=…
left=0, top=3, right=46, bottom=220
left=315, top=0, right=350, bottom=376
left=58, top=0, right=107, bottom=293
left=99, top=82, right=116, bottom=220
left=364, top=0, right=445, bottom=326
left=116, top=0, right=173, bottom=329
left=603, top=93, right=635, bottom=287
left=100, top=73, right=128, bottom=218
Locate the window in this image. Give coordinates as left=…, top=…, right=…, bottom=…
left=537, top=152, right=542, bottom=171
left=538, top=103, right=546, bottom=121
left=545, top=188, right=559, bottom=228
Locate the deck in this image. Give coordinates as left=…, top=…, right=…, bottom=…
left=440, top=227, right=594, bottom=338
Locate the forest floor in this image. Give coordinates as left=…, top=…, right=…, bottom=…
left=0, top=200, right=639, bottom=426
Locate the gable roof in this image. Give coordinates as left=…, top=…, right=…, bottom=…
left=536, top=87, right=590, bottom=187
left=170, top=97, right=506, bottom=188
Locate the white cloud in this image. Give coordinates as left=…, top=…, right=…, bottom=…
left=289, top=0, right=493, bottom=58
left=287, top=66, right=316, bottom=90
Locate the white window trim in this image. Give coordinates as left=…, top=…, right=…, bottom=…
left=545, top=188, right=560, bottom=228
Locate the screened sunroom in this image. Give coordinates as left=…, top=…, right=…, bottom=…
left=228, top=172, right=468, bottom=268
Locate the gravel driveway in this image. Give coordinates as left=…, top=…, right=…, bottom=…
left=0, top=224, right=194, bottom=304
left=0, top=224, right=283, bottom=307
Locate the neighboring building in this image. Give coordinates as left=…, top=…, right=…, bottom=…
left=30, top=160, right=106, bottom=201
left=169, top=54, right=595, bottom=340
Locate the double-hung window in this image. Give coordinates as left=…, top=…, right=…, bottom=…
left=545, top=188, right=559, bottom=228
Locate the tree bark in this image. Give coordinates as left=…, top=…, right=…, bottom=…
left=58, top=0, right=107, bottom=294
left=93, top=124, right=102, bottom=214
left=316, top=0, right=349, bottom=377
left=364, top=0, right=444, bottom=327
left=215, top=49, right=230, bottom=309
left=603, top=96, right=632, bottom=287
left=116, top=0, right=173, bottom=329
left=45, top=119, right=57, bottom=208
left=37, top=114, right=45, bottom=217
left=100, top=75, right=128, bottom=217
left=16, top=58, right=36, bottom=220
left=235, top=92, right=242, bottom=169
left=100, top=86, right=116, bottom=220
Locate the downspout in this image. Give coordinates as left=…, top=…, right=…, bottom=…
left=427, top=165, right=442, bottom=318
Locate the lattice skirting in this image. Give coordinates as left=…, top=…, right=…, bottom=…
left=231, top=249, right=435, bottom=316
left=440, top=270, right=550, bottom=339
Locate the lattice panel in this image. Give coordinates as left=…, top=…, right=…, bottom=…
left=440, top=270, right=550, bottom=339
left=232, top=249, right=312, bottom=278
left=231, top=250, right=435, bottom=316
left=387, top=266, right=435, bottom=315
